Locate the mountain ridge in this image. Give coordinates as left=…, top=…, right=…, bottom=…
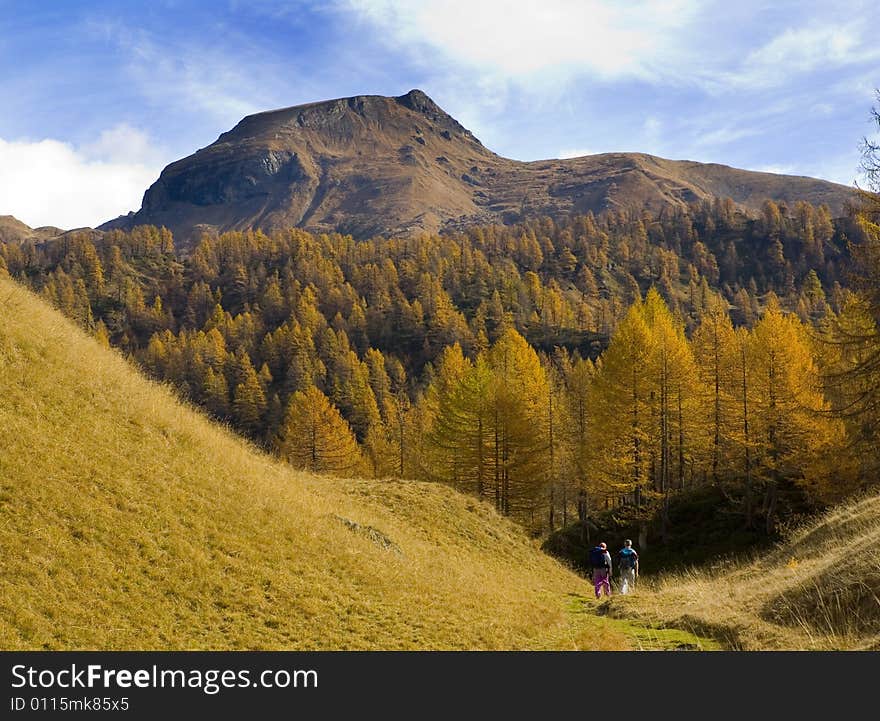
left=93, top=88, right=856, bottom=244
left=0, top=215, right=66, bottom=244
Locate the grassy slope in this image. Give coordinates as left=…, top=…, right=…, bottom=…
left=2, top=276, right=686, bottom=650
left=610, top=495, right=880, bottom=650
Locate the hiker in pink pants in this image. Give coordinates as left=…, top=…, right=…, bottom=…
left=590, top=542, right=612, bottom=598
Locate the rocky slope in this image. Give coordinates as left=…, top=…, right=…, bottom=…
left=101, top=89, right=855, bottom=244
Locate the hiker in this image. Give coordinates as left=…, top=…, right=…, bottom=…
left=590, top=542, right=612, bottom=598
left=618, top=539, right=639, bottom=595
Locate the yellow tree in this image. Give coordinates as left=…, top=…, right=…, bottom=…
left=827, top=102, right=880, bottom=477
left=362, top=351, right=415, bottom=481
left=423, top=344, right=495, bottom=499
left=232, top=356, right=267, bottom=436
left=748, top=298, right=845, bottom=530
left=731, top=325, right=758, bottom=526
left=589, top=289, right=703, bottom=519
left=588, top=298, right=655, bottom=501
left=485, top=328, right=550, bottom=525
left=94, top=319, right=111, bottom=348
left=565, top=355, right=595, bottom=484
left=641, top=288, right=703, bottom=493
left=421, top=343, right=470, bottom=482
left=203, top=366, right=230, bottom=418
left=362, top=414, right=397, bottom=479
left=564, top=354, right=596, bottom=526
left=276, top=386, right=362, bottom=474
left=691, top=302, right=739, bottom=484
left=543, top=355, right=576, bottom=530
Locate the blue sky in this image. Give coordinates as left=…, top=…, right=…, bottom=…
left=1, top=0, right=878, bottom=228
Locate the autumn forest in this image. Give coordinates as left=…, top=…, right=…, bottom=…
left=2, top=197, right=877, bottom=537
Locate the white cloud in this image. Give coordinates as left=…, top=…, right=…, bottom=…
left=639, top=115, right=665, bottom=154
left=731, top=22, right=880, bottom=89
left=643, top=116, right=662, bottom=136
left=558, top=147, right=599, bottom=159
left=753, top=163, right=798, bottom=176
left=749, top=24, right=862, bottom=70
left=339, top=1, right=880, bottom=105
left=811, top=102, right=835, bottom=116
left=693, top=126, right=761, bottom=147
left=80, top=124, right=166, bottom=166
left=0, top=125, right=165, bottom=229
left=342, top=0, right=702, bottom=83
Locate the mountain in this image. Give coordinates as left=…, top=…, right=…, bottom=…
left=101, top=90, right=856, bottom=245
left=2, top=275, right=706, bottom=650
left=0, top=215, right=65, bottom=244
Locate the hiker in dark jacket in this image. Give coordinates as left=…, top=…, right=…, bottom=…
left=618, top=539, right=639, bottom=594
left=590, top=542, right=612, bottom=598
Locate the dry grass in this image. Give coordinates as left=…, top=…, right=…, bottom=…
left=0, top=277, right=645, bottom=650
left=610, top=495, right=880, bottom=650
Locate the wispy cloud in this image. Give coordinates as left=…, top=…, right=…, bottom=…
left=693, top=126, right=762, bottom=148
left=558, top=147, right=599, bottom=159
left=119, top=35, right=272, bottom=123
left=0, top=125, right=166, bottom=229
left=340, top=0, right=703, bottom=84
left=86, top=19, right=305, bottom=130
left=752, top=163, right=799, bottom=176
left=729, top=22, right=880, bottom=89
left=336, top=1, right=880, bottom=103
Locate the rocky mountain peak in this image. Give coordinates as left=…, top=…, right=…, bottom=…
left=100, top=90, right=856, bottom=246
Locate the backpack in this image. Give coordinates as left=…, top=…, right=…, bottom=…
left=619, top=548, right=637, bottom=569
left=589, top=547, right=608, bottom=569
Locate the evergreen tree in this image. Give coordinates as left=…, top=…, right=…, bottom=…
left=277, top=386, right=362, bottom=474
left=485, top=328, right=551, bottom=524
left=232, top=362, right=267, bottom=437
left=748, top=299, right=845, bottom=528
left=203, top=366, right=230, bottom=418
left=692, top=303, right=738, bottom=484
left=589, top=298, right=654, bottom=501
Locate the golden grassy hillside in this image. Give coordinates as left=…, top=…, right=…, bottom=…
left=612, top=494, right=880, bottom=650
left=1, top=276, right=696, bottom=650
